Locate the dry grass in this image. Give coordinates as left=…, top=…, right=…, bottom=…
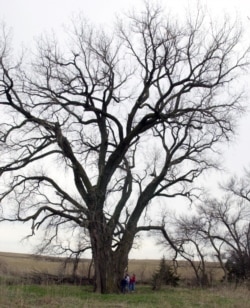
left=0, top=251, right=88, bottom=277
left=0, top=251, right=224, bottom=284
left=128, top=258, right=224, bottom=284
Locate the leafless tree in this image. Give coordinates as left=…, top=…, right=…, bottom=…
left=157, top=212, right=212, bottom=286
left=224, top=170, right=250, bottom=203
left=201, top=195, right=250, bottom=281
left=0, top=3, right=249, bottom=293
left=34, top=224, right=92, bottom=280
left=158, top=193, right=250, bottom=285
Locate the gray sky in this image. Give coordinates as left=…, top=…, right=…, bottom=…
left=0, top=0, right=250, bottom=259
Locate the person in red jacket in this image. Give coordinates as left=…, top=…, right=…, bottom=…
left=129, top=273, right=136, bottom=291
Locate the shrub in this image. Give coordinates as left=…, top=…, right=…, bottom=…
left=151, top=256, right=179, bottom=290
left=225, top=251, right=250, bottom=283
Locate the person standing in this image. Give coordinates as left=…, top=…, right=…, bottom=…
left=129, top=273, right=136, bottom=291
left=125, top=273, right=130, bottom=292
left=120, top=276, right=127, bottom=294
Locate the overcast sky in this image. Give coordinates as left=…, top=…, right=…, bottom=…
left=0, top=0, right=250, bottom=259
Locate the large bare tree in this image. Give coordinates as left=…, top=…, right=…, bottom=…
left=0, top=4, right=249, bottom=292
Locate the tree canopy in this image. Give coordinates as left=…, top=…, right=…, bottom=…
left=0, top=3, right=249, bottom=293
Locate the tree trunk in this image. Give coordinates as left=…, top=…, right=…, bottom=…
left=92, top=249, right=129, bottom=293
left=89, top=220, right=130, bottom=293
left=91, top=245, right=129, bottom=293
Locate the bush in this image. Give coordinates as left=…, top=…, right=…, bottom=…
left=225, top=251, right=250, bottom=283
left=151, top=256, right=179, bottom=290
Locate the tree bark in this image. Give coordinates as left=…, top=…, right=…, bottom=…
left=89, top=218, right=130, bottom=293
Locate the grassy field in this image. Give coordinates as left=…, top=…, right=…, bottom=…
left=1, top=282, right=250, bottom=307
left=1, top=251, right=246, bottom=307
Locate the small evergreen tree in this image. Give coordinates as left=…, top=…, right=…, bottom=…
left=151, top=256, right=179, bottom=290
left=225, top=251, right=250, bottom=283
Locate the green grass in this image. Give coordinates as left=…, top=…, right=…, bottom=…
left=0, top=283, right=250, bottom=308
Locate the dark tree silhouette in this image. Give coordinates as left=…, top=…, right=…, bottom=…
left=0, top=3, right=249, bottom=293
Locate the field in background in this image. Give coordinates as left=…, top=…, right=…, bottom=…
left=1, top=252, right=250, bottom=307
left=0, top=251, right=224, bottom=285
